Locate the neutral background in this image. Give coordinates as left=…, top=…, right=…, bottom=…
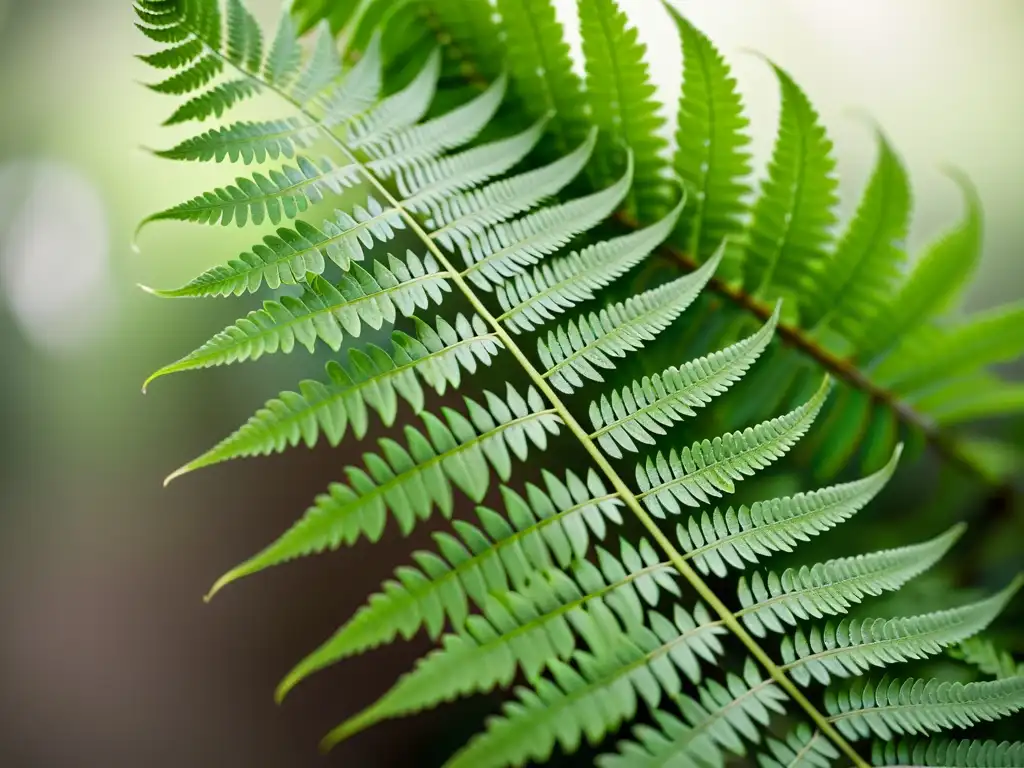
left=1, top=1, right=1022, bottom=766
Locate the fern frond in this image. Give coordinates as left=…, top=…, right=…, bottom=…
left=438, top=602, right=727, bottom=768
left=827, top=674, right=1024, bottom=739
left=804, top=128, right=910, bottom=337
left=580, top=0, right=669, bottom=220
left=497, top=196, right=683, bottom=335
left=148, top=200, right=404, bottom=298
left=782, top=575, right=1023, bottom=685
left=638, top=377, right=830, bottom=518
left=590, top=302, right=778, bottom=457
left=539, top=246, right=721, bottom=394
left=168, top=315, right=501, bottom=478
left=225, top=0, right=263, bottom=73
left=874, top=301, right=1024, bottom=395
left=324, top=538, right=684, bottom=743
left=163, top=78, right=261, bottom=125
left=277, top=469, right=625, bottom=700
left=153, top=118, right=319, bottom=163
left=743, top=61, right=838, bottom=307
left=139, top=155, right=362, bottom=229
left=856, top=173, right=982, bottom=362
left=873, top=738, right=1024, bottom=767
left=596, top=659, right=787, bottom=768
left=458, top=153, right=635, bottom=289
left=495, top=0, right=589, bottom=152
left=398, top=115, right=552, bottom=215
left=758, top=725, right=839, bottom=768
left=738, top=524, right=964, bottom=637
left=663, top=4, right=752, bottom=264
left=951, top=636, right=1024, bottom=679
left=263, top=10, right=304, bottom=89
left=145, top=253, right=450, bottom=386
left=916, top=374, right=1024, bottom=426
left=425, top=126, right=596, bottom=247
left=679, top=445, right=901, bottom=577
left=206, top=385, right=561, bottom=597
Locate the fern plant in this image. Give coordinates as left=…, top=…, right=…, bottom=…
left=134, top=1, right=1024, bottom=765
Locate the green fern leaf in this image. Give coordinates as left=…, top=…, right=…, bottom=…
left=168, top=315, right=501, bottom=478
left=148, top=53, right=224, bottom=94
left=596, top=659, right=787, bottom=768
left=951, top=636, right=1024, bottom=680
left=827, top=674, right=1024, bottom=740
left=138, top=36, right=205, bottom=69
left=874, top=301, right=1024, bottom=395
left=758, top=725, right=839, bottom=768
left=743, top=61, right=838, bottom=308
left=140, top=155, right=362, bottom=229
left=497, top=197, right=684, bottom=335
left=590, top=301, right=778, bottom=457
left=207, top=386, right=561, bottom=597
left=322, top=538, right=682, bottom=743
left=277, top=470, right=625, bottom=700
left=915, top=374, right=1024, bottom=426
left=164, top=79, right=261, bottom=125
left=148, top=200, right=405, bottom=298
left=539, top=246, right=721, bottom=393
left=782, top=575, right=1023, bottom=685
left=738, top=524, right=964, bottom=637
left=144, top=253, right=450, bottom=386
left=226, top=0, right=263, bottom=73
left=873, top=738, right=1024, bottom=767
left=458, top=153, right=634, bottom=289
left=579, top=0, right=669, bottom=220
left=495, top=0, right=589, bottom=152
left=638, top=377, right=830, bottom=517
left=679, top=445, right=901, bottom=577
left=425, top=0, right=507, bottom=78
left=856, top=173, right=982, bottom=362
left=425, top=125, right=595, bottom=248
left=804, top=128, right=911, bottom=338
left=264, top=10, right=304, bottom=88
left=154, top=118, right=320, bottom=164
left=663, top=4, right=752, bottom=264
left=439, top=603, right=727, bottom=768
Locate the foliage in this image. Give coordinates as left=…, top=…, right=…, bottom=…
left=134, top=0, right=1024, bottom=765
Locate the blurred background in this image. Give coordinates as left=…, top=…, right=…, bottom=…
left=0, top=1, right=1022, bottom=766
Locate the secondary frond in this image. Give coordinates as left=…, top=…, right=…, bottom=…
left=664, top=4, right=752, bottom=265
left=276, top=469, right=624, bottom=700
left=827, top=674, right=1024, bottom=740
left=596, top=659, right=787, bottom=768
left=206, top=385, right=561, bottom=598
left=539, top=246, right=721, bottom=393
left=144, top=252, right=450, bottom=387
left=781, top=575, right=1022, bottom=685
left=758, top=725, right=839, bottom=768
left=637, top=377, right=830, bottom=517
left=589, top=302, right=778, bottom=458
left=737, top=524, right=964, bottom=637
left=167, top=314, right=501, bottom=479
left=678, top=445, right=901, bottom=577
left=874, top=738, right=1024, bottom=767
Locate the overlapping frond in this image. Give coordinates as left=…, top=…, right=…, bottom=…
left=678, top=445, right=901, bottom=577
left=579, top=0, right=669, bottom=220
left=782, top=575, right=1022, bottom=685
left=596, top=659, right=787, bottom=768
left=743, top=61, right=839, bottom=307
left=827, top=674, right=1024, bottom=740
left=637, top=377, right=830, bottom=517
left=207, top=385, right=561, bottom=598
left=539, top=246, right=720, bottom=393
left=276, top=469, right=624, bottom=700
left=738, top=525, right=964, bottom=637
left=758, top=725, right=839, bottom=768
left=664, top=4, right=752, bottom=266
left=874, top=738, right=1024, bottom=767
left=145, top=252, right=450, bottom=387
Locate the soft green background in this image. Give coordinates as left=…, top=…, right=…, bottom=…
left=0, top=1, right=1021, bottom=766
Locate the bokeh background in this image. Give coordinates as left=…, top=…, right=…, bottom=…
left=1, top=1, right=1022, bottom=766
